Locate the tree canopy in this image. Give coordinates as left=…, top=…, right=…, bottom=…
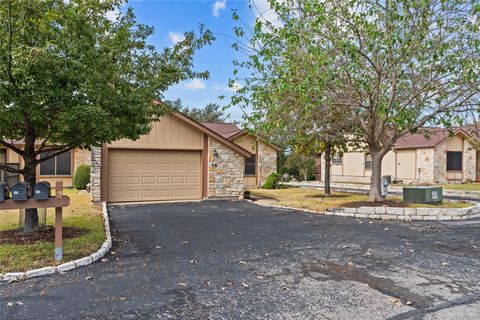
left=231, top=0, right=480, bottom=201
left=166, top=98, right=228, bottom=123
left=0, top=0, right=213, bottom=231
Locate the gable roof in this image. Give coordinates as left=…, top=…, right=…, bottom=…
left=202, top=122, right=282, bottom=152
left=150, top=100, right=253, bottom=158
left=201, top=123, right=244, bottom=139
left=171, top=113, right=253, bottom=158
left=393, top=126, right=480, bottom=150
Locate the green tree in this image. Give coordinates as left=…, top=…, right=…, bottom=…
left=231, top=0, right=480, bottom=202
left=284, top=150, right=315, bottom=182
left=166, top=99, right=227, bottom=123
left=0, top=0, right=213, bottom=232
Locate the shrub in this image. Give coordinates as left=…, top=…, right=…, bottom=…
left=262, top=172, right=282, bottom=189
left=73, top=164, right=91, bottom=190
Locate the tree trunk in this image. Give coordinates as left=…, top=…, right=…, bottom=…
left=368, top=149, right=385, bottom=202
left=324, top=144, right=332, bottom=196
left=22, top=132, right=39, bottom=233
left=22, top=163, right=39, bottom=233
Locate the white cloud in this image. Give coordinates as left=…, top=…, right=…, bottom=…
left=213, top=81, right=242, bottom=92
left=185, top=79, right=206, bottom=91
left=227, top=81, right=243, bottom=92
left=168, top=32, right=185, bottom=45
left=251, top=0, right=281, bottom=28
left=105, top=7, right=120, bottom=22
left=212, top=0, right=227, bottom=17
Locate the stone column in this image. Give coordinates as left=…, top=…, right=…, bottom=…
left=90, top=147, right=102, bottom=202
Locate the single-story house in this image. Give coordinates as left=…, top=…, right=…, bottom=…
left=0, top=145, right=90, bottom=188
left=315, top=127, right=480, bottom=184
left=89, top=112, right=280, bottom=203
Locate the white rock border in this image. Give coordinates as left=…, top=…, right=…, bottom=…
left=251, top=199, right=480, bottom=222
left=0, top=202, right=111, bottom=282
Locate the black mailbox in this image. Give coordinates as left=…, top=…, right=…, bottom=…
left=0, top=182, right=9, bottom=202
left=33, top=182, right=51, bottom=200
left=11, top=182, right=28, bottom=201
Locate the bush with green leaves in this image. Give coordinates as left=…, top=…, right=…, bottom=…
left=262, top=172, right=282, bottom=189
left=73, top=165, right=91, bottom=190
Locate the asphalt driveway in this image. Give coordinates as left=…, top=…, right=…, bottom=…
left=1, top=200, right=480, bottom=319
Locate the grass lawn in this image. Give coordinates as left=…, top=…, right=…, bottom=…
left=250, top=188, right=472, bottom=213
left=439, top=183, right=480, bottom=191
left=0, top=189, right=105, bottom=273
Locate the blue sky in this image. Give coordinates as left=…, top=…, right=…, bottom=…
left=125, top=0, right=262, bottom=122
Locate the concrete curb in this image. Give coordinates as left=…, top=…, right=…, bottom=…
left=0, top=202, right=111, bottom=282
left=251, top=199, right=480, bottom=222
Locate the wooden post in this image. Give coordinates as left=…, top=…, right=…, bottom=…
left=55, top=181, right=63, bottom=261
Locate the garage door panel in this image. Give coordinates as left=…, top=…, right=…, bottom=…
left=142, top=176, right=156, bottom=184
left=186, top=176, right=199, bottom=184
left=142, top=163, right=156, bottom=171
left=126, top=176, right=140, bottom=185
left=157, top=176, right=170, bottom=184
left=108, top=150, right=201, bottom=202
left=157, top=164, right=170, bottom=171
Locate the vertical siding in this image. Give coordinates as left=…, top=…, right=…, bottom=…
left=108, top=115, right=204, bottom=150
left=233, top=135, right=257, bottom=153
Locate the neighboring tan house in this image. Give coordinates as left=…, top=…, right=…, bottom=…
left=0, top=145, right=90, bottom=188
left=315, top=127, right=480, bottom=184
left=90, top=112, right=280, bottom=203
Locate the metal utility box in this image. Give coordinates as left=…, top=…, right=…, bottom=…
left=382, top=175, right=393, bottom=184
left=381, top=178, right=389, bottom=197
left=403, top=186, right=443, bottom=204
left=11, top=182, right=28, bottom=201
left=33, top=182, right=51, bottom=200
left=0, top=182, right=9, bottom=201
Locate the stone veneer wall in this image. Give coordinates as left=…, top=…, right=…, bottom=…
left=74, top=148, right=91, bottom=169
left=90, top=147, right=102, bottom=202
left=416, top=148, right=435, bottom=183
left=433, top=142, right=448, bottom=183
left=258, top=142, right=277, bottom=186
left=464, top=139, right=477, bottom=182
left=208, top=137, right=245, bottom=198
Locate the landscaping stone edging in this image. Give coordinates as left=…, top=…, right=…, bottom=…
left=251, top=199, right=480, bottom=221
left=0, top=202, right=111, bottom=282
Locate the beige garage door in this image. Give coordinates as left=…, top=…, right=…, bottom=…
left=108, top=149, right=201, bottom=202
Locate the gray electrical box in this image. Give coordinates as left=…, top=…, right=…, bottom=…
left=33, top=182, right=51, bottom=200
left=11, top=182, right=28, bottom=201
left=0, top=182, right=9, bottom=201
left=403, top=186, right=443, bottom=204
left=381, top=178, right=389, bottom=196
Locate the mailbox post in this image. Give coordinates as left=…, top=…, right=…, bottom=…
left=55, top=182, right=64, bottom=261
left=0, top=181, right=69, bottom=261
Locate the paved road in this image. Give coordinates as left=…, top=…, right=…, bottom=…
left=1, top=200, right=480, bottom=319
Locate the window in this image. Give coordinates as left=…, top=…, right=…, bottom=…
left=245, top=155, right=256, bottom=176
left=40, top=151, right=72, bottom=176
left=0, top=149, right=5, bottom=163
left=332, top=154, right=343, bottom=165
left=446, top=151, right=462, bottom=171
left=364, top=154, right=372, bottom=170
